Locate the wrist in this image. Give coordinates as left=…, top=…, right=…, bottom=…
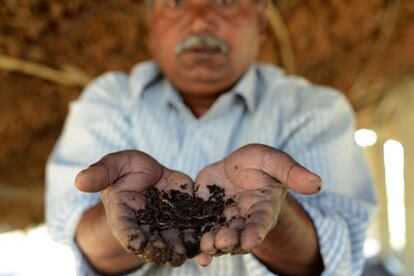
left=251, top=194, right=323, bottom=275
left=76, top=202, right=143, bottom=274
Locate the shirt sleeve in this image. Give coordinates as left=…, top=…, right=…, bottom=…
left=45, top=72, right=137, bottom=275
left=279, top=87, right=378, bottom=276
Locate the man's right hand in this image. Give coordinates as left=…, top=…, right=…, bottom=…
left=75, top=150, right=194, bottom=267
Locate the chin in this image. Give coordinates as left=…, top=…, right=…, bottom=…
left=160, top=60, right=240, bottom=94
left=177, top=61, right=233, bottom=80
left=174, top=76, right=236, bottom=96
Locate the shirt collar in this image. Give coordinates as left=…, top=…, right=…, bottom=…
left=132, top=61, right=258, bottom=113
left=162, top=79, right=188, bottom=113
left=232, top=63, right=258, bottom=113
left=129, top=62, right=162, bottom=99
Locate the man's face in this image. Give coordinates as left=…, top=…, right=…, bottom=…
left=147, top=0, right=267, bottom=97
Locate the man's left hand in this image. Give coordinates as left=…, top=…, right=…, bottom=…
left=193, top=144, right=323, bottom=265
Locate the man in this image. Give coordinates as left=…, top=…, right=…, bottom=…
left=46, top=0, right=377, bottom=275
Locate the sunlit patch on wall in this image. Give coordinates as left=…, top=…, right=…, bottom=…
left=384, top=139, right=406, bottom=252
left=355, top=129, right=378, bottom=148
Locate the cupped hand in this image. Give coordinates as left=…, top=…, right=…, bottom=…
left=75, top=150, right=194, bottom=267
left=193, top=144, right=323, bottom=265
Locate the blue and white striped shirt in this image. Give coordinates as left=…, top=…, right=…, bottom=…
left=46, top=62, right=377, bottom=276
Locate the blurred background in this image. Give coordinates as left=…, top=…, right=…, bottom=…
left=0, top=0, right=413, bottom=275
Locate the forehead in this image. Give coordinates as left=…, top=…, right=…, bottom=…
left=146, top=0, right=264, bottom=31
left=146, top=0, right=262, bottom=6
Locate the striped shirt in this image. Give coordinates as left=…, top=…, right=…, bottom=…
left=46, top=62, right=377, bottom=276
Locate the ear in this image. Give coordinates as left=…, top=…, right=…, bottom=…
left=145, top=6, right=154, bottom=29
left=256, top=1, right=269, bottom=45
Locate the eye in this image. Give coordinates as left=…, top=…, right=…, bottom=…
left=215, top=0, right=237, bottom=6
left=165, top=0, right=185, bottom=8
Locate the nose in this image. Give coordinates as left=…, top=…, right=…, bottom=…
left=187, top=0, right=215, bottom=33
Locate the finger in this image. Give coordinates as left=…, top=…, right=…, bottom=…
left=241, top=200, right=280, bottom=251
left=231, top=246, right=249, bottom=255
left=182, top=229, right=200, bottom=258
left=160, top=228, right=187, bottom=267
left=122, top=228, right=148, bottom=255
left=194, top=162, right=228, bottom=200
left=103, top=190, right=147, bottom=211
left=240, top=223, right=266, bottom=252
left=142, top=232, right=171, bottom=265
left=236, top=189, right=273, bottom=215
left=210, top=206, right=242, bottom=253
left=194, top=252, right=213, bottom=266
left=75, top=150, right=162, bottom=193
left=200, top=230, right=218, bottom=255
left=228, top=216, right=245, bottom=229
left=262, top=149, right=323, bottom=195
left=214, top=227, right=239, bottom=252
left=102, top=196, right=148, bottom=254
left=223, top=205, right=240, bottom=221
left=156, top=170, right=194, bottom=194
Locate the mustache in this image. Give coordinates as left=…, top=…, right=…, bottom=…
left=175, top=34, right=229, bottom=54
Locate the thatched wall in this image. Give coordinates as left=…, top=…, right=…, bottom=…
left=0, top=0, right=413, bottom=228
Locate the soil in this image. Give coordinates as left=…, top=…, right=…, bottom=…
left=135, top=185, right=234, bottom=257
left=0, top=0, right=413, bottom=229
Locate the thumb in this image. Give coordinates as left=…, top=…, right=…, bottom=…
left=75, top=161, right=113, bottom=193
left=284, top=164, right=323, bottom=195
left=75, top=150, right=162, bottom=193
left=263, top=149, right=323, bottom=195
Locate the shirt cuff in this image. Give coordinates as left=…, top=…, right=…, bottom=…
left=71, top=232, right=154, bottom=276
left=70, top=242, right=100, bottom=276
left=63, top=193, right=100, bottom=275
left=242, top=253, right=276, bottom=276
left=242, top=197, right=356, bottom=276
left=297, top=200, right=353, bottom=276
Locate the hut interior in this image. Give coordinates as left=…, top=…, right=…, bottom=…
left=0, top=0, right=413, bottom=275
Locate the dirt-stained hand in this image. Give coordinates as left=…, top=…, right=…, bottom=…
left=75, top=150, right=194, bottom=267
left=193, top=144, right=323, bottom=266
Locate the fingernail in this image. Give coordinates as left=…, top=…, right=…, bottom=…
left=317, top=180, right=324, bottom=191
left=214, top=251, right=226, bottom=257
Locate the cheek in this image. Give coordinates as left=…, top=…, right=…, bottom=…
left=227, top=28, right=260, bottom=61
left=219, top=16, right=261, bottom=56
left=149, top=28, right=177, bottom=63
left=241, top=23, right=261, bottom=53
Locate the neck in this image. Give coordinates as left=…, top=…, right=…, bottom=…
left=180, top=92, right=219, bottom=118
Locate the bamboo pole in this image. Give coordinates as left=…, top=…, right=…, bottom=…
left=266, top=1, right=296, bottom=75
left=0, top=54, right=92, bottom=87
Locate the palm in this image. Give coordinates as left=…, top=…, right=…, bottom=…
left=76, top=150, right=194, bottom=266
left=194, top=144, right=322, bottom=262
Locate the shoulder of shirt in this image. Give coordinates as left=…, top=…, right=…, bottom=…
left=79, top=61, right=159, bottom=102
left=256, top=62, right=353, bottom=114
left=79, top=70, right=129, bottom=103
